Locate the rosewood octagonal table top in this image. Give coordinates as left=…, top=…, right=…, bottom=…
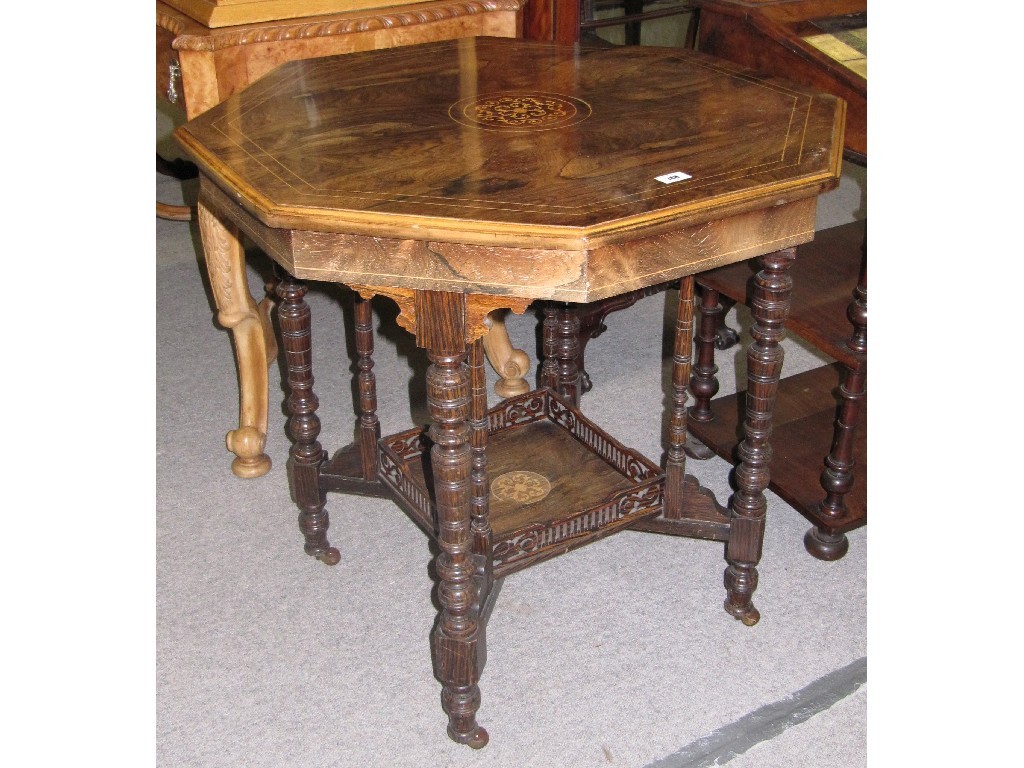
left=175, top=36, right=844, bottom=303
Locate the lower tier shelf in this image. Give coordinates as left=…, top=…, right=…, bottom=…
left=686, top=364, right=866, bottom=535
left=378, top=389, right=665, bottom=577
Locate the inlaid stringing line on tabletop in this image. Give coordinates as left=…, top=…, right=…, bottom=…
left=198, top=46, right=820, bottom=217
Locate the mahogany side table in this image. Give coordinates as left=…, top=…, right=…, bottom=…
left=157, top=0, right=530, bottom=479
left=175, top=37, right=844, bottom=748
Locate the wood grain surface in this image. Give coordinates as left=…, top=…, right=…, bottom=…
left=177, top=36, right=844, bottom=251
left=694, top=0, right=866, bottom=158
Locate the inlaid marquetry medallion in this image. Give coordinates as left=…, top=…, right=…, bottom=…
left=491, top=471, right=552, bottom=504
left=448, top=92, right=592, bottom=132
left=177, top=36, right=844, bottom=255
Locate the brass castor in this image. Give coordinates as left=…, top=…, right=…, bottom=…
left=316, top=547, right=341, bottom=566
left=725, top=601, right=761, bottom=627
left=449, top=725, right=489, bottom=749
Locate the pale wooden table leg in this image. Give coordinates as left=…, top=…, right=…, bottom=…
left=481, top=309, right=530, bottom=398
left=196, top=202, right=272, bottom=478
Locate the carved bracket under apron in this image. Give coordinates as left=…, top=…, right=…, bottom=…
left=351, top=285, right=533, bottom=391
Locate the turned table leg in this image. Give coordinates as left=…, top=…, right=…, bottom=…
left=354, top=292, right=382, bottom=481
left=724, top=247, right=795, bottom=626
left=685, top=286, right=724, bottom=460
left=196, top=202, right=273, bottom=478
left=806, top=248, right=867, bottom=560
left=541, top=304, right=582, bottom=407
left=664, top=277, right=695, bottom=515
left=417, top=290, right=488, bottom=749
left=277, top=273, right=339, bottom=566
left=468, top=338, right=494, bottom=595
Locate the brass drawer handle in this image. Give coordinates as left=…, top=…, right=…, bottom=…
left=167, top=59, right=181, bottom=104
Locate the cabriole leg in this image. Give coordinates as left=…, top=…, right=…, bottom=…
left=196, top=202, right=272, bottom=478
left=481, top=309, right=531, bottom=398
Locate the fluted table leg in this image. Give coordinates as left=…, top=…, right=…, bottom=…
left=416, top=290, right=488, bottom=749
left=724, top=247, right=795, bottom=626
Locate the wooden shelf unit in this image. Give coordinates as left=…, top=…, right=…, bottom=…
left=686, top=220, right=867, bottom=559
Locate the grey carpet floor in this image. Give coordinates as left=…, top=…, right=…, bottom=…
left=156, top=140, right=866, bottom=767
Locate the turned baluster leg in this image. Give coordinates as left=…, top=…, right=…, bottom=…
left=417, top=291, right=488, bottom=749
left=196, top=202, right=272, bottom=478
left=724, top=248, right=795, bottom=626
left=354, top=293, right=381, bottom=481
left=468, top=338, right=493, bottom=592
left=277, top=273, right=340, bottom=566
left=541, top=304, right=582, bottom=407
left=686, top=286, right=723, bottom=460
left=664, top=277, right=696, bottom=519
left=806, top=250, right=867, bottom=560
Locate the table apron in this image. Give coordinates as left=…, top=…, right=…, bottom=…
left=199, top=176, right=817, bottom=303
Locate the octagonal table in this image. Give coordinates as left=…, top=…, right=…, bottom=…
left=175, top=36, right=844, bottom=748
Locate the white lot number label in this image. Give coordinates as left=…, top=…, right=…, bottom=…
left=655, top=171, right=692, bottom=184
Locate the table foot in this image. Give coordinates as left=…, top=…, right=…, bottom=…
left=728, top=605, right=761, bottom=627
left=312, top=546, right=342, bottom=566
left=448, top=724, right=489, bottom=750
left=443, top=685, right=488, bottom=748
left=714, top=324, right=740, bottom=350
left=226, top=426, right=271, bottom=478
left=724, top=563, right=760, bottom=626
left=804, top=527, right=849, bottom=561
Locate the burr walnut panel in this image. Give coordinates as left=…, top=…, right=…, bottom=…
left=177, top=37, right=844, bottom=250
